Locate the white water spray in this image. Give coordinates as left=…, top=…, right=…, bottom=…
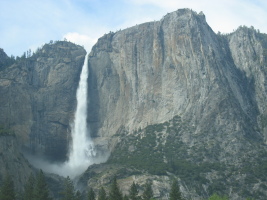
left=26, top=53, right=97, bottom=178
left=68, top=52, right=96, bottom=170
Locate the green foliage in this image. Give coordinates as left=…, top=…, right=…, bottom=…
left=123, top=194, right=129, bottom=200
left=142, top=182, right=153, bottom=200
left=88, top=188, right=95, bottom=200
left=240, top=159, right=267, bottom=181
left=107, top=114, right=267, bottom=198
left=61, top=176, right=75, bottom=200
left=108, top=121, right=170, bottom=175
left=129, top=182, right=139, bottom=200
left=0, top=50, right=16, bottom=70
left=23, top=173, right=36, bottom=200
left=0, top=125, right=15, bottom=136
left=208, top=193, right=228, bottom=200
left=34, top=170, right=51, bottom=200
left=109, top=177, right=123, bottom=200
left=0, top=173, right=15, bottom=200
left=108, top=116, right=217, bottom=183
left=75, top=190, right=82, bottom=200
left=98, top=187, right=108, bottom=200
left=169, top=180, right=183, bottom=200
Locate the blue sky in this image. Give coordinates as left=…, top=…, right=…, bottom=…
left=0, top=0, right=266, bottom=57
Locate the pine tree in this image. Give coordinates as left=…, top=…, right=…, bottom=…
left=109, top=177, right=123, bottom=200
left=142, top=181, right=153, bottom=200
left=0, top=173, right=15, bottom=200
left=75, top=190, right=82, bottom=200
left=88, top=188, right=95, bottom=200
left=208, top=193, right=228, bottom=200
left=169, top=179, right=183, bottom=200
left=129, top=182, right=139, bottom=200
left=123, top=194, right=129, bottom=200
left=34, top=170, right=51, bottom=200
left=61, top=176, right=75, bottom=200
left=98, top=187, right=107, bottom=200
left=23, top=173, right=36, bottom=200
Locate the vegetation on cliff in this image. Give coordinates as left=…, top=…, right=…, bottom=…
left=0, top=125, right=15, bottom=136
left=0, top=173, right=254, bottom=200
left=1, top=8, right=267, bottom=200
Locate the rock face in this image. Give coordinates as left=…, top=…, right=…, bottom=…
left=88, top=8, right=266, bottom=154
left=86, top=9, right=267, bottom=199
left=0, top=133, right=33, bottom=191
left=228, top=27, right=267, bottom=141
left=1, top=8, right=267, bottom=200
left=0, top=48, right=15, bottom=70
left=0, top=41, right=86, bottom=161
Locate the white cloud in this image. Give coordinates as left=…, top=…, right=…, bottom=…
left=1, top=0, right=266, bottom=57
left=63, top=32, right=97, bottom=52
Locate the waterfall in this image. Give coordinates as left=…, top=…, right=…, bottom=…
left=25, top=53, right=97, bottom=178
left=68, top=52, right=96, bottom=170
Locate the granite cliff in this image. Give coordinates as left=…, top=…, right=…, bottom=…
left=0, top=128, right=33, bottom=191
left=0, top=41, right=85, bottom=198
left=0, top=8, right=267, bottom=200
left=85, top=9, right=267, bottom=199
left=0, top=41, right=86, bottom=161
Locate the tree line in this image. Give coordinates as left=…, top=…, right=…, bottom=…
left=0, top=170, right=51, bottom=200
left=0, top=170, right=247, bottom=200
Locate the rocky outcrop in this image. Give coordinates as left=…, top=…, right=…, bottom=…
left=0, top=48, right=15, bottom=70
left=86, top=9, right=267, bottom=199
left=227, top=27, right=267, bottom=142
left=1, top=8, right=267, bottom=200
left=0, top=133, right=33, bottom=191
left=88, top=9, right=265, bottom=155
left=0, top=42, right=86, bottom=161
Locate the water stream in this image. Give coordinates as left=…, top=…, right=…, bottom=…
left=68, top=52, right=96, bottom=171
left=26, top=53, right=97, bottom=178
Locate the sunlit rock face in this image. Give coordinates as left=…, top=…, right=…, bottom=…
left=0, top=7, right=267, bottom=199
left=227, top=27, right=267, bottom=142
left=0, top=41, right=86, bottom=161
left=86, top=9, right=267, bottom=199
left=88, top=9, right=266, bottom=152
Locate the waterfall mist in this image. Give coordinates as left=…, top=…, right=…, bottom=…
left=25, top=53, right=104, bottom=178
left=67, top=52, right=96, bottom=173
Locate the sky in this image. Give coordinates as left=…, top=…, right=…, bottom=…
left=0, top=0, right=266, bottom=57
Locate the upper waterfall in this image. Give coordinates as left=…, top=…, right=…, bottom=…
left=68, top=52, right=96, bottom=169
left=23, top=52, right=96, bottom=178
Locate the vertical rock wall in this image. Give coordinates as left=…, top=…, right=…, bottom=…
left=0, top=41, right=86, bottom=161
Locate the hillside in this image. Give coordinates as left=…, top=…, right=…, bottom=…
left=85, top=9, right=267, bottom=199
left=0, top=8, right=267, bottom=199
